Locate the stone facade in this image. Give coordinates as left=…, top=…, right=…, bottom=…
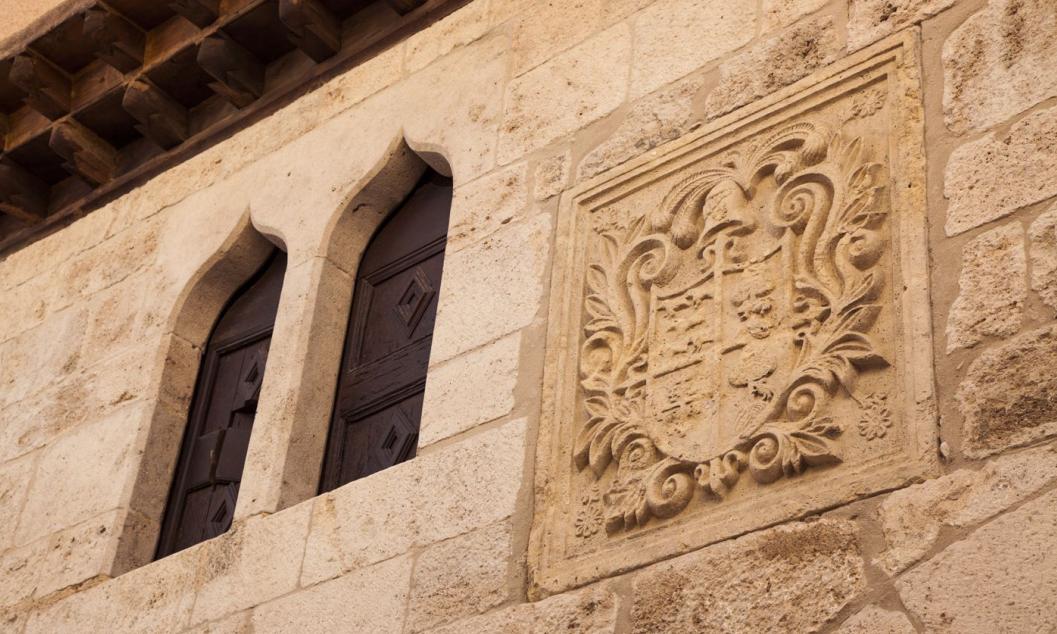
left=1, top=0, right=1057, bottom=632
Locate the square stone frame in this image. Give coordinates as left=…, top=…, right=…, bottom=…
left=529, top=31, right=937, bottom=598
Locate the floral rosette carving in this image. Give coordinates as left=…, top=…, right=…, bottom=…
left=574, top=120, right=891, bottom=534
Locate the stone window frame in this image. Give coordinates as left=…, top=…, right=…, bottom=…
left=111, top=139, right=453, bottom=573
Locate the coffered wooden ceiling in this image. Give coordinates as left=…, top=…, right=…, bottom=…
left=0, top=0, right=464, bottom=254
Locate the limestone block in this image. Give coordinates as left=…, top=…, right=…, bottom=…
left=25, top=541, right=201, bottom=633
left=251, top=555, right=412, bottom=633
left=508, top=0, right=605, bottom=76
left=0, top=306, right=87, bottom=406
left=498, top=24, right=631, bottom=164
left=301, top=419, right=526, bottom=586
left=0, top=273, right=56, bottom=344
left=533, top=150, right=571, bottom=201
left=628, top=0, right=755, bottom=99
left=13, top=404, right=141, bottom=547
left=943, top=0, right=1057, bottom=135
left=945, top=222, right=1026, bottom=352
left=57, top=220, right=159, bottom=302
left=705, top=17, right=842, bottom=119
left=405, top=1, right=489, bottom=73
left=406, top=521, right=514, bottom=631
left=1028, top=203, right=1057, bottom=312
left=428, top=585, right=618, bottom=634
left=0, top=540, right=46, bottom=609
left=848, top=0, right=956, bottom=51
left=875, top=443, right=1057, bottom=574
left=0, top=452, right=36, bottom=551
left=957, top=325, right=1057, bottom=457
left=420, top=332, right=520, bottom=447
left=578, top=74, right=703, bottom=180
left=429, top=215, right=551, bottom=364
left=183, top=611, right=252, bottom=634
left=449, top=163, right=529, bottom=253
left=944, top=105, right=1057, bottom=236
left=763, top=0, right=828, bottom=30
left=836, top=605, right=915, bottom=633
left=628, top=520, right=865, bottom=633
left=77, top=277, right=148, bottom=368
left=190, top=502, right=312, bottom=626
left=897, top=488, right=1057, bottom=632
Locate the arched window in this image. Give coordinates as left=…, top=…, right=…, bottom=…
left=156, top=249, right=287, bottom=558
left=319, top=170, right=452, bottom=492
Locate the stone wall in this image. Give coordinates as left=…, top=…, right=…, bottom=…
left=1, top=0, right=1056, bottom=632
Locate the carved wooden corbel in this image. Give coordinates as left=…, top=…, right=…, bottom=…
left=122, top=80, right=190, bottom=149
left=83, top=7, right=145, bottom=73
left=9, top=55, right=71, bottom=120
left=197, top=36, right=265, bottom=109
left=279, top=0, right=342, bottom=62
left=49, top=120, right=121, bottom=186
left=169, top=0, right=221, bottom=28
left=0, top=161, right=49, bottom=223
left=385, top=0, right=427, bottom=14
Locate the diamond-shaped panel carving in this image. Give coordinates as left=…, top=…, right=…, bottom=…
left=393, top=267, right=434, bottom=336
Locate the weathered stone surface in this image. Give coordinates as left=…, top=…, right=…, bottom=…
left=190, top=503, right=312, bottom=626
left=420, top=332, right=520, bottom=447
left=25, top=542, right=200, bottom=633
left=836, top=605, right=915, bottom=633
left=876, top=443, right=1057, bottom=574
left=534, top=150, right=571, bottom=201
left=763, top=0, right=828, bottom=30
left=56, top=221, right=159, bottom=303
left=629, top=0, right=755, bottom=99
left=848, top=0, right=956, bottom=51
left=897, top=488, right=1057, bottom=633
left=429, top=585, right=618, bottom=634
left=183, top=611, right=252, bottom=634
left=301, top=419, right=526, bottom=586
left=252, top=555, right=412, bottom=633
left=0, top=540, right=45, bottom=608
left=13, top=405, right=140, bottom=547
left=957, top=325, right=1057, bottom=457
left=77, top=278, right=148, bottom=368
left=508, top=0, right=605, bottom=76
left=407, top=521, right=513, bottom=631
left=945, top=222, right=1026, bottom=352
left=629, top=520, right=865, bottom=633
left=705, top=16, right=841, bottom=118
left=1028, top=203, right=1057, bottom=312
left=0, top=307, right=87, bottom=406
left=578, top=74, right=703, bottom=180
left=0, top=452, right=36, bottom=551
left=944, top=105, right=1057, bottom=236
left=405, top=1, right=489, bottom=73
left=943, top=0, right=1057, bottom=135
left=449, top=163, right=529, bottom=252
left=499, top=24, right=630, bottom=164
left=34, top=509, right=139, bottom=599
left=430, top=215, right=551, bottom=363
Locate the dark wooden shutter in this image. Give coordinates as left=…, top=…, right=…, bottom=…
left=319, top=171, right=452, bottom=492
left=156, top=250, right=286, bottom=558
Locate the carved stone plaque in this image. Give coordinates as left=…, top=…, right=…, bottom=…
left=529, top=33, right=937, bottom=596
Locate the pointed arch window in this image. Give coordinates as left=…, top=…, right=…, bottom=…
left=320, top=170, right=453, bottom=492
left=156, top=249, right=287, bottom=558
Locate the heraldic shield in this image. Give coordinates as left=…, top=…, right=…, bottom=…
left=576, top=120, right=892, bottom=534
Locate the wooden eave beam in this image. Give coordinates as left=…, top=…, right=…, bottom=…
left=386, top=0, right=428, bottom=15
left=49, top=120, right=121, bottom=186
left=84, top=6, right=147, bottom=73
left=122, top=79, right=190, bottom=149
left=279, top=0, right=342, bottom=63
left=0, top=161, right=50, bottom=223
left=197, top=36, right=265, bottom=109
left=9, top=55, right=71, bottom=120
left=169, top=0, right=221, bottom=28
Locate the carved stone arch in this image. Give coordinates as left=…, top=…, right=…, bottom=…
left=232, top=137, right=455, bottom=517
left=113, top=214, right=284, bottom=571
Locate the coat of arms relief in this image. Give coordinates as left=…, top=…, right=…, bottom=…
left=531, top=35, right=935, bottom=596
left=575, top=120, right=892, bottom=534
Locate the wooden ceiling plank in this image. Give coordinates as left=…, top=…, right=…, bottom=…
left=384, top=0, right=427, bottom=15
left=9, top=55, right=71, bottom=120
left=197, top=36, right=265, bottom=109
left=49, top=120, right=121, bottom=186
left=84, top=6, right=147, bottom=74
left=122, top=80, right=190, bottom=149
left=0, top=161, right=50, bottom=223
left=279, top=0, right=342, bottom=62
left=169, top=0, right=221, bottom=29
